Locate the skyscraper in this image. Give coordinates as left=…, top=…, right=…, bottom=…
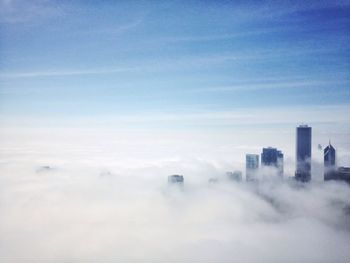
left=261, top=147, right=278, bottom=166
left=261, top=147, right=284, bottom=177
left=324, top=141, right=336, bottom=167
left=295, top=125, right=312, bottom=182
left=246, top=154, right=259, bottom=181
left=324, top=141, right=336, bottom=180
left=336, top=167, right=350, bottom=183
left=277, top=150, right=284, bottom=177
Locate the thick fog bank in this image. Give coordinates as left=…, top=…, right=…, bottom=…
left=1, top=163, right=349, bottom=263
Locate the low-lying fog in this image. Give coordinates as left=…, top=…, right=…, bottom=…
left=0, top=125, right=350, bottom=262
left=1, top=162, right=350, bottom=263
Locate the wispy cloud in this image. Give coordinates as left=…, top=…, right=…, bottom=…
left=0, top=0, right=64, bottom=24
left=80, top=17, right=145, bottom=36
left=0, top=44, right=345, bottom=80
left=109, top=105, right=350, bottom=125
left=0, top=67, right=135, bottom=79
left=152, top=29, right=277, bottom=43
left=4, top=105, right=348, bottom=128
left=189, top=80, right=348, bottom=93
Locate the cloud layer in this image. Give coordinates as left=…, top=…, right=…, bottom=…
left=1, top=136, right=350, bottom=262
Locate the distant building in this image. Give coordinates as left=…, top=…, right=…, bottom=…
left=36, top=165, right=53, bottom=173
left=227, top=171, right=242, bottom=182
left=246, top=154, right=259, bottom=181
left=325, top=167, right=350, bottom=184
left=323, top=142, right=350, bottom=183
left=277, top=150, right=284, bottom=177
left=168, top=175, right=184, bottom=185
left=261, top=147, right=284, bottom=177
left=295, top=125, right=312, bottom=182
left=337, top=167, right=350, bottom=183
left=324, top=141, right=336, bottom=167
left=324, top=141, right=336, bottom=181
left=261, top=147, right=278, bottom=166
left=208, top=178, right=219, bottom=184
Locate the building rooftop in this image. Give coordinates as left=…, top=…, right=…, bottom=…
left=168, top=174, right=184, bottom=184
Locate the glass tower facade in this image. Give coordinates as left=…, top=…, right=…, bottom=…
left=246, top=154, right=259, bottom=181
left=324, top=143, right=336, bottom=167
left=261, top=147, right=278, bottom=166
left=261, top=147, right=284, bottom=177
left=324, top=142, right=336, bottom=180
left=295, top=125, right=312, bottom=182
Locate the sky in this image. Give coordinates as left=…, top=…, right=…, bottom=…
left=0, top=0, right=349, bottom=116
left=1, top=1, right=350, bottom=262
left=1, top=0, right=350, bottom=168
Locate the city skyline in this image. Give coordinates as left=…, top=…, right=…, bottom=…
left=1, top=1, right=350, bottom=262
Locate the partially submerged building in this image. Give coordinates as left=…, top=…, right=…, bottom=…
left=168, top=175, right=184, bottom=185
left=261, top=147, right=284, bottom=177
left=295, top=125, right=312, bottom=182
left=227, top=171, right=242, bottom=182
left=246, top=154, right=259, bottom=182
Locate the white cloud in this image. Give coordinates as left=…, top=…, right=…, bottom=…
left=0, top=0, right=64, bottom=24
left=0, top=67, right=135, bottom=79
left=188, top=79, right=348, bottom=92
left=0, top=116, right=349, bottom=261
left=0, top=158, right=349, bottom=262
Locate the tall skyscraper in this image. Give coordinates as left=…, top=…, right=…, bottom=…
left=295, top=125, right=312, bottom=182
left=324, top=141, right=336, bottom=167
left=246, top=154, right=259, bottom=181
left=261, top=147, right=284, bottom=177
left=324, top=141, right=336, bottom=180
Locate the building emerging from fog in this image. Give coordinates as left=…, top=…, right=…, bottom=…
left=295, top=125, right=312, bottom=182
left=336, top=167, right=350, bottom=183
left=324, top=141, right=336, bottom=180
left=246, top=154, right=259, bottom=181
left=227, top=171, right=242, bottom=182
left=261, top=147, right=284, bottom=177
left=168, top=175, right=184, bottom=185
left=325, top=167, right=350, bottom=183
left=323, top=142, right=350, bottom=183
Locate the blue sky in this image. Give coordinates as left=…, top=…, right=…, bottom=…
left=0, top=0, right=349, bottom=118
